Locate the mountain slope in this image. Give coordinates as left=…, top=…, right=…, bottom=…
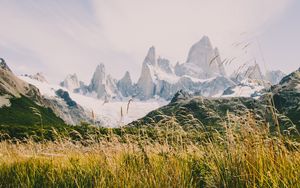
left=0, top=96, right=64, bottom=126
left=0, top=58, right=65, bottom=126
left=271, top=67, right=300, bottom=129
left=21, top=74, right=167, bottom=127
left=19, top=76, right=94, bottom=125
left=131, top=67, right=300, bottom=133
left=0, top=58, right=41, bottom=100
left=60, top=73, right=80, bottom=92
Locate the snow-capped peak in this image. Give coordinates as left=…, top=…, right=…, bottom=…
left=60, top=73, right=80, bottom=91
left=244, top=63, right=264, bottom=80
left=143, top=46, right=156, bottom=66
left=89, top=63, right=106, bottom=92
left=117, top=71, right=134, bottom=97
left=87, top=63, right=121, bottom=100
left=157, top=57, right=173, bottom=74
left=186, top=36, right=213, bottom=64
left=175, top=36, right=226, bottom=79
left=120, top=71, right=132, bottom=84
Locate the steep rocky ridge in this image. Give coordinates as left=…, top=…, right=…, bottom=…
left=130, top=67, right=300, bottom=133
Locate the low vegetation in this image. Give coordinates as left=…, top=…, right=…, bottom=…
left=0, top=96, right=64, bottom=126
left=0, top=112, right=299, bottom=187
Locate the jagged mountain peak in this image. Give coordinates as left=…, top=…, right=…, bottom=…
left=66, top=73, right=79, bottom=82
left=174, top=36, right=225, bottom=79
left=244, top=62, right=264, bottom=80
left=95, top=63, right=105, bottom=72
left=187, top=36, right=214, bottom=64
left=124, top=70, right=130, bottom=77
left=60, top=73, right=80, bottom=91
left=87, top=63, right=121, bottom=100
left=90, top=63, right=106, bottom=87
left=122, top=71, right=132, bottom=82
left=265, top=70, right=286, bottom=85
left=117, top=71, right=133, bottom=98
left=194, top=35, right=212, bottom=48
left=143, top=46, right=156, bottom=66
left=57, top=36, right=288, bottom=102
left=69, top=73, right=78, bottom=77
left=0, top=58, right=12, bottom=72
left=278, top=67, right=300, bottom=86
left=157, top=58, right=173, bottom=74
left=0, top=59, right=45, bottom=103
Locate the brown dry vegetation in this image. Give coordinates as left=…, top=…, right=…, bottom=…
left=0, top=113, right=299, bottom=188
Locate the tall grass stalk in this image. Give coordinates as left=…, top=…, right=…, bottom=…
left=0, top=116, right=299, bottom=187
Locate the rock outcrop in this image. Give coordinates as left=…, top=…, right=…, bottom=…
left=86, top=63, right=121, bottom=100
left=131, top=67, right=300, bottom=133
left=271, top=67, right=300, bottom=130
left=0, top=58, right=65, bottom=125
left=265, top=70, right=286, bottom=85
left=134, top=40, right=234, bottom=100
left=175, top=36, right=226, bottom=79
left=60, top=73, right=80, bottom=92
left=0, top=58, right=42, bottom=100
left=24, top=72, right=48, bottom=83
left=117, top=71, right=134, bottom=97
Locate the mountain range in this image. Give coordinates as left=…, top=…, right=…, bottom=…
left=60, top=36, right=285, bottom=101
left=0, top=36, right=290, bottom=127
left=131, top=67, right=300, bottom=133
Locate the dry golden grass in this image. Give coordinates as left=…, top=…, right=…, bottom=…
left=0, top=114, right=299, bottom=188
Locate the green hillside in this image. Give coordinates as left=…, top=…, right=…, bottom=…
left=0, top=95, right=64, bottom=126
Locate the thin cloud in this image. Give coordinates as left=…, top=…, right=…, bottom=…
left=0, top=0, right=295, bottom=83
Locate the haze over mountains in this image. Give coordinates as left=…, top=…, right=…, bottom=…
left=132, top=66, right=300, bottom=132
left=60, top=36, right=285, bottom=101
left=0, top=36, right=290, bottom=127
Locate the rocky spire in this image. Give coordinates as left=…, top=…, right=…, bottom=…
left=157, top=58, right=173, bottom=74
left=89, top=63, right=106, bottom=93
left=120, top=71, right=132, bottom=86
left=88, top=63, right=121, bottom=99
left=117, top=71, right=133, bottom=97
left=174, top=36, right=226, bottom=79
left=143, top=46, right=156, bottom=66
left=188, top=36, right=224, bottom=75
left=186, top=36, right=213, bottom=65
left=265, top=70, right=286, bottom=85
left=214, top=48, right=226, bottom=76
left=0, top=58, right=40, bottom=98
left=60, top=73, right=80, bottom=91
left=244, top=63, right=264, bottom=80
left=0, top=58, right=12, bottom=72
left=137, top=47, right=157, bottom=100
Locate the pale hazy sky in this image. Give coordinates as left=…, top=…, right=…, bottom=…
left=0, top=0, right=299, bottom=83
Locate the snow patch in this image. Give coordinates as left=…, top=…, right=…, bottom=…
left=222, top=79, right=266, bottom=98
left=19, top=76, right=167, bottom=127
left=149, top=64, right=180, bottom=84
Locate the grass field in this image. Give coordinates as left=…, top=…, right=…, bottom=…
left=0, top=115, right=299, bottom=188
